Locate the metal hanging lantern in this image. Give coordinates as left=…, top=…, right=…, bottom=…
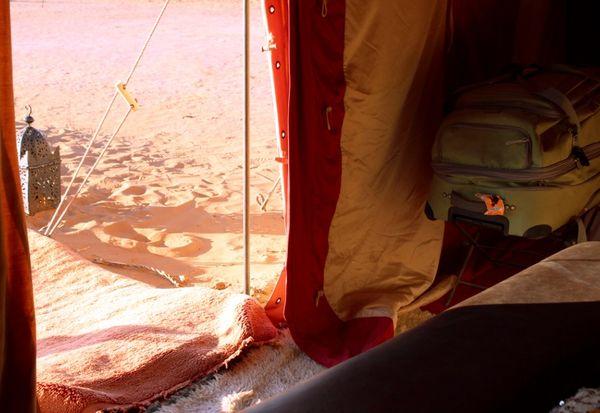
left=17, top=106, right=61, bottom=215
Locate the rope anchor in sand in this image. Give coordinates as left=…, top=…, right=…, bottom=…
left=256, top=175, right=281, bottom=211
left=92, top=257, right=187, bottom=288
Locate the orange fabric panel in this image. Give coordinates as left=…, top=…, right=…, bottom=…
left=0, top=2, right=37, bottom=411
left=280, top=0, right=397, bottom=367
left=268, top=0, right=594, bottom=365
left=322, top=0, right=446, bottom=324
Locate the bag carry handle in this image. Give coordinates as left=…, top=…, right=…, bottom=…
left=518, top=64, right=600, bottom=146
left=536, top=86, right=581, bottom=136
left=517, top=76, right=582, bottom=142
left=544, top=64, right=600, bottom=83
left=450, top=191, right=486, bottom=214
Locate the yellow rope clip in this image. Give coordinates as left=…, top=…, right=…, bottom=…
left=116, top=82, right=140, bottom=111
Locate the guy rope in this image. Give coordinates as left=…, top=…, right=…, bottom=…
left=44, top=0, right=254, bottom=295
left=243, top=0, right=251, bottom=295
left=44, top=0, right=171, bottom=237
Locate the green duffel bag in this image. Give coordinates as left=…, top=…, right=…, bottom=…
left=428, top=65, right=600, bottom=238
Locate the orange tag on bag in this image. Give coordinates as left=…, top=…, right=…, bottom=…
left=476, top=193, right=505, bottom=216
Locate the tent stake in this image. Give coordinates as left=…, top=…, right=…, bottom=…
left=243, top=0, right=251, bottom=295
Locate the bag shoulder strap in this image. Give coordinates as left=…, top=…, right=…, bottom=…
left=532, top=84, right=581, bottom=133
left=518, top=74, right=582, bottom=143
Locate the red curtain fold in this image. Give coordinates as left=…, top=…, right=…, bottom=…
left=0, top=1, right=37, bottom=411
left=282, top=0, right=395, bottom=367
left=270, top=0, right=577, bottom=367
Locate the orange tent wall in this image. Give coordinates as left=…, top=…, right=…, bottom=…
left=0, top=1, right=37, bottom=410
left=264, top=0, right=599, bottom=366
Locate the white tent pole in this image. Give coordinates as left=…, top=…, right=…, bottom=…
left=243, top=0, right=251, bottom=295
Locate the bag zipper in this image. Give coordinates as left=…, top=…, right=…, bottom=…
left=433, top=141, right=600, bottom=182
left=445, top=122, right=533, bottom=167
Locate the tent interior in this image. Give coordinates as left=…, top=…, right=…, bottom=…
left=1, top=0, right=600, bottom=412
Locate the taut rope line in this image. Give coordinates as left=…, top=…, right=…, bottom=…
left=45, top=108, right=132, bottom=236
left=243, top=0, right=251, bottom=295
left=44, top=0, right=171, bottom=236
left=43, top=92, right=118, bottom=235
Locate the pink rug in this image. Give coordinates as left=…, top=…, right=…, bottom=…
left=29, top=230, right=277, bottom=412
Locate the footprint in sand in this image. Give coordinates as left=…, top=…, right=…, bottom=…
left=164, top=159, right=185, bottom=170
left=261, top=254, right=279, bottom=264
left=103, top=221, right=150, bottom=243
left=110, top=183, right=168, bottom=206
left=148, top=233, right=211, bottom=258
left=99, top=221, right=150, bottom=252
left=120, top=185, right=146, bottom=196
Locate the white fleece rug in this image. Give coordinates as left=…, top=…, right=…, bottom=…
left=148, top=330, right=324, bottom=413
left=149, top=308, right=433, bottom=412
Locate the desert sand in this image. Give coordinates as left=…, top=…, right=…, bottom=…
left=11, top=0, right=284, bottom=301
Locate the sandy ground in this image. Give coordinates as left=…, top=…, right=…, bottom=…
left=11, top=0, right=284, bottom=300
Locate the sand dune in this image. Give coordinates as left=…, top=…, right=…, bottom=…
left=12, top=0, right=284, bottom=299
